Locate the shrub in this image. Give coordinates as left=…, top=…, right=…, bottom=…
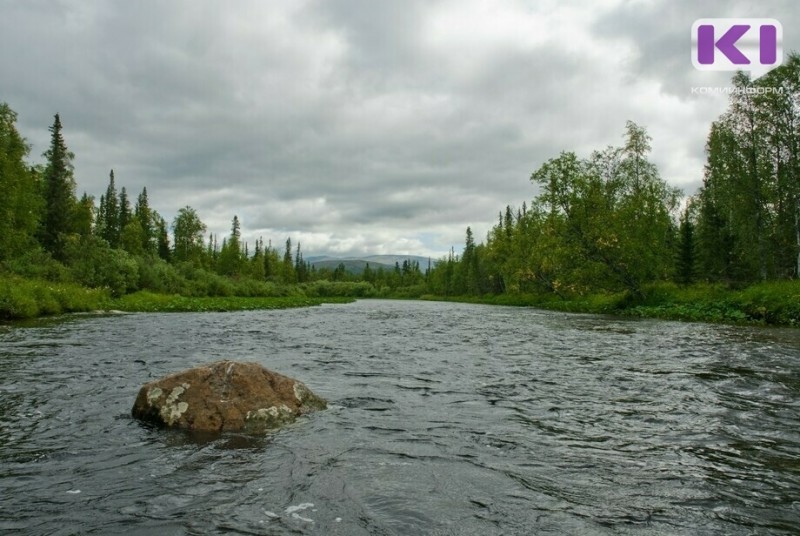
left=137, top=256, right=191, bottom=295
left=3, top=249, right=71, bottom=282
left=302, top=280, right=376, bottom=298
left=64, top=236, right=140, bottom=297
left=0, top=275, right=108, bottom=320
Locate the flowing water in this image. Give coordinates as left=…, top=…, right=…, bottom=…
left=1, top=299, right=799, bottom=535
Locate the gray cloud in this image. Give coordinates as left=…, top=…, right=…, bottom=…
left=2, top=0, right=794, bottom=258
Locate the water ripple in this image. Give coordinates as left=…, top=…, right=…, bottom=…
left=1, top=301, right=799, bottom=534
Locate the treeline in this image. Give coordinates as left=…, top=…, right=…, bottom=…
left=426, top=54, right=800, bottom=300
left=0, top=105, right=424, bottom=301
left=2, top=54, right=797, bottom=318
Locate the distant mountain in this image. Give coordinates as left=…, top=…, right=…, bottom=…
left=306, top=254, right=434, bottom=275
left=309, top=259, right=379, bottom=275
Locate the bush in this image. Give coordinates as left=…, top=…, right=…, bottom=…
left=301, top=280, right=376, bottom=298
left=3, top=249, right=71, bottom=282
left=137, top=256, right=191, bottom=295
left=230, top=278, right=289, bottom=297
left=0, top=275, right=108, bottom=320
left=64, top=236, right=140, bottom=297
left=733, top=280, right=800, bottom=325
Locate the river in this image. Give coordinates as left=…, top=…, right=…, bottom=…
left=1, top=299, right=799, bottom=535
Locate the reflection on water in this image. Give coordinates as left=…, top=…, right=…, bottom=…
left=1, top=300, right=799, bottom=535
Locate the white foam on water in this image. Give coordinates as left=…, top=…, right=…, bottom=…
left=66, top=489, right=81, bottom=494
left=285, top=502, right=315, bottom=523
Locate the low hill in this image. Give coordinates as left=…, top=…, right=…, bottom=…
left=307, top=255, right=434, bottom=275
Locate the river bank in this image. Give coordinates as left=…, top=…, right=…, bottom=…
left=420, top=280, right=800, bottom=327
left=4, top=273, right=799, bottom=326
left=0, top=275, right=353, bottom=320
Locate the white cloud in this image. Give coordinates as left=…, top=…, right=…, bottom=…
left=2, top=0, right=797, bottom=258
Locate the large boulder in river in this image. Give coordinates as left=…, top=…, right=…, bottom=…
left=131, top=360, right=327, bottom=433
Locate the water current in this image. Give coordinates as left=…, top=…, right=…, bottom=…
left=1, top=299, right=799, bottom=535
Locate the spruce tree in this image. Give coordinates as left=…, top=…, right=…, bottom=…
left=282, top=238, right=295, bottom=283
left=118, top=186, right=132, bottom=234
left=155, top=215, right=171, bottom=261
left=101, top=170, right=119, bottom=247
left=218, top=215, right=243, bottom=275
left=134, top=187, right=154, bottom=253
left=40, top=113, right=77, bottom=260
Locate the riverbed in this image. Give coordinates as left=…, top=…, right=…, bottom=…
left=1, top=300, right=799, bottom=534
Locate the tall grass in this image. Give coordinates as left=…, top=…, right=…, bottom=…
left=0, top=275, right=109, bottom=320
left=109, top=291, right=353, bottom=313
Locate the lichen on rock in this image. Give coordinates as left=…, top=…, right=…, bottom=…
left=244, top=404, right=295, bottom=433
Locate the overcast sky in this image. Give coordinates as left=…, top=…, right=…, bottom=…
left=1, top=1, right=797, bottom=258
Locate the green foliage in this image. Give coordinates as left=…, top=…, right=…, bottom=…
left=732, top=280, right=800, bottom=325
left=98, top=170, right=119, bottom=247
left=281, top=238, right=296, bottom=284
left=134, top=187, right=156, bottom=254
left=3, top=249, right=71, bottom=282
left=0, top=274, right=108, bottom=320
left=696, top=54, right=800, bottom=281
left=422, top=280, right=800, bottom=326
left=217, top=216, right=244, bottom=276
left=171, top=206, right=207, bottom=263
left=0, top=103, right=42, bottom=260
left=120, top=219, right=146, bottom=255
left=64, top=236, right=140, bottom=297
left=39, top=113, right=78, bottom=260
left=300, top=281, right=376, bottom=298
left=110, top=291, right=353, bottom=313
left=135, top=256, right=191, bottom=295
left=676, top=203, right=697, bottom=285
left=430, top=122, right=679, bottom=299
left=5, top=82, right=800, bottom=325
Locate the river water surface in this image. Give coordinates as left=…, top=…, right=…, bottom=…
left=1, top=299, right=799, bottom=535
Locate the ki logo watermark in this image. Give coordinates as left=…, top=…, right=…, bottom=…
left=692, top=18, right=783, bottom=80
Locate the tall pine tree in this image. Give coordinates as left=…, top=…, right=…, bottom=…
left=101, top=170, right=119, bottom=247
left=40, top=113, right=77, bottom=260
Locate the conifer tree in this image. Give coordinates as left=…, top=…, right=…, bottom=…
left=155, top=215, right=171, bottom=261
left=101, top=170, right=119, bottom=247
left=134, top=187, right=154, bottom=253
left=264, top=240, right=279, bottom=281
left=74, top=192, right=95, bottom=238
left=118, top=186, right=132, bottom=234
left=40, top=113, right=77, bottom=260
left=295, top=242, right=309, bottom=282
left=218, top=215, right=243, bottom=276
left=282, top=237, right=296, bottom=283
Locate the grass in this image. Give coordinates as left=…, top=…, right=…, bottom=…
left=0, top=274, right=109, bottom=320
left=625, top=280, right=800, bottom=325
left=107, top=291, right=354, bottom=313
left=0, top=276, right=354, bottom=321
left=421, top=280, right=800, bottom=326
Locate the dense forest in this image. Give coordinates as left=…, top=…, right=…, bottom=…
left=1, top=54, right=798, bottom=321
